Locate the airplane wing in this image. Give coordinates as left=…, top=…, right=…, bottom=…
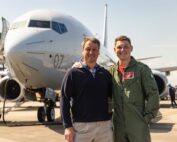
left=137, top=56, right=162, bottom=61
left=137, top=56, right=177, bottom=75
left=153, top=66, right=177, bottom=76
left=154, top=66, right=177, bottom=72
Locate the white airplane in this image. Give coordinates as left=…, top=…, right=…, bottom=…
left=0, top=6, right=113, bottom=122
left=0, top=5, right=175, bottom=122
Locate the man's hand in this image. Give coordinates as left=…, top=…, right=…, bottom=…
left=64, top=127, right=74, bottom=142
left=72, top=62, right=82, bottom=68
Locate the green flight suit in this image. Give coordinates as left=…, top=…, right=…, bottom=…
left=108, top=57, right=160, bottom=142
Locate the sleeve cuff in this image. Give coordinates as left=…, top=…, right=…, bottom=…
left=64, top=123, right=73, bottom=128
left=144, top=114, right=153, bottom=124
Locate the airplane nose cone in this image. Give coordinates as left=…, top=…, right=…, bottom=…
left=5, top=30, right=27, bottom=56
left=5, top=28, right=52, bottom=56
left=4, top=28, right=51, bottom=87
left=5, top=29, right=36, bottom=54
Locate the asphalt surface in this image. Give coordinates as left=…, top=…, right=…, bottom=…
left=0, top=100, right=177, bottom=142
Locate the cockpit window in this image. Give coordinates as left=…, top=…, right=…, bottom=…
left=10, top=21, right=27, bottom=30
left=29, top=20, right=50, bottom=28
left=52, top=21, right=68, bottom=34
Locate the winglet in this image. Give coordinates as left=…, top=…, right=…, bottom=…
left=102, top=3, right=108, bottom=48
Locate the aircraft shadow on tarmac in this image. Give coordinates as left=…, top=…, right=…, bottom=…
left=150, top=101, right=176, bottom=133
left=1, top=101, right=174, bottom=135
left=150, top=122, right=174, bottom=133
left=160, top=103, right=172, bottom=108
left=0, top=104, right=65, bottom=135
left=0, top=117, right=64, bottom=135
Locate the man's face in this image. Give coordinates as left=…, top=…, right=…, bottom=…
left=114, top=40, right=133, bottom=61
left=82, top=40, right=100, bottom=64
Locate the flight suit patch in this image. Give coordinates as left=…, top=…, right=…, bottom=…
left=123, top=72, right=134, bottom=80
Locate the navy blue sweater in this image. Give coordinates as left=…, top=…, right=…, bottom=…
left=60, top=65, right=112, bottom=128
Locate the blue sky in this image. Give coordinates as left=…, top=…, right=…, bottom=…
left=0, top=0, right=177, bottom=59
left=0, top=0, right=177, bottom=83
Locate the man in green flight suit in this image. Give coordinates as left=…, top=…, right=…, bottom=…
left=109, top=35, right=160, bottom=142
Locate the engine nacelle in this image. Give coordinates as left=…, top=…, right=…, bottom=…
left=0, top=75, right=24, bottom=102
left=152, top=70, right=168, bottom=98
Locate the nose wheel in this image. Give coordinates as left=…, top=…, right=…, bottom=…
left=37, top=107, right=46, bottom=122
left=46, top=107, right=55, bottom=122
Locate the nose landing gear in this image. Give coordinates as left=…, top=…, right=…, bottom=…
left=37, top=88, right=56, bottom=122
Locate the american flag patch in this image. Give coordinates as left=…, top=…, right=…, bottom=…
left=123, top=72, right=134, bottom=79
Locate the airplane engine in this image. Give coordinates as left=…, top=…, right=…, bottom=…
left=0, top=75, right=24, bottom=102
left=152, top=70, right=168, bottom=98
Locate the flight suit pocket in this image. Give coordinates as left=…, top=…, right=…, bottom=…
left=128, top=103, right=147, bottom=124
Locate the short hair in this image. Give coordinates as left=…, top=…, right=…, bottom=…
left=82, top=37, right=100, bottom=49
left=114, top=35, right=131, bottom=46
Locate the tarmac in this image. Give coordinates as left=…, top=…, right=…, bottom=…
left=0, top=100, right=177, bottom=142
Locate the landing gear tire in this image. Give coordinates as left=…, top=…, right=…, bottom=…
left=46, top=107, right=55, bottom=122
left=37, top=107, right=46, bottom=122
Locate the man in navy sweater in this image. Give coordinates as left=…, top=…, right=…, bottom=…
left=60, top=37, right=113, bottom=142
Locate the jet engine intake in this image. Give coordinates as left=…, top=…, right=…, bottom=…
left=0, top=75, right=24, bottom=102
left=153, top=70, right=168, bottom=98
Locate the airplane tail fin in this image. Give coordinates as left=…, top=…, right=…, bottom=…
left=102, top=4, right=108, bottom=48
